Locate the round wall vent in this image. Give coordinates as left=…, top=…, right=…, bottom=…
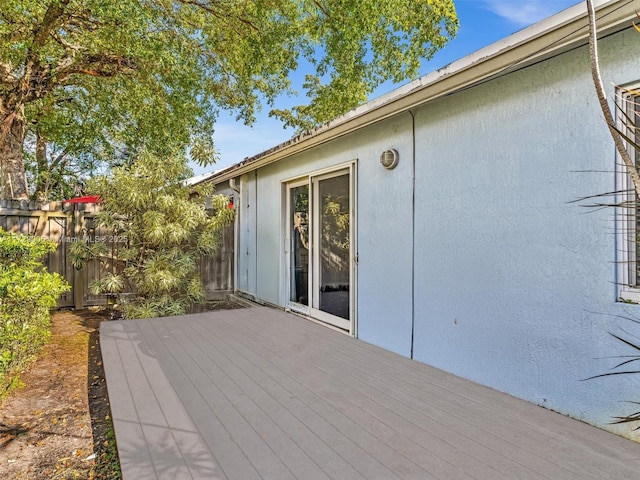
left=380, top=149, right=399, bottom=170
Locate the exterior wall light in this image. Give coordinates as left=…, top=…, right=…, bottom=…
left=380, top=149, right=399, bottom=169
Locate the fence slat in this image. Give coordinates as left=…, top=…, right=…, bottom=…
left=1, top=201, right=234, bottom=308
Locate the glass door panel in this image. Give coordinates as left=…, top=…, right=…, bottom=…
left=289, top=185, right=309, bottom=306
left=313, top=172, right=351, bottom=327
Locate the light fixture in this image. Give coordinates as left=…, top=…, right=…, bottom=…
left=380, top=149, right=399, bottom=169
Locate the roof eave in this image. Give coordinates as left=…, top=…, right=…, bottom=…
left=209, top=0, right=636, bottom=185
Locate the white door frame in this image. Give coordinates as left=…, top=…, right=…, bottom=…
left=285, top=178, right=311, bottom=316
left=283, top=162, right=357, bottom=335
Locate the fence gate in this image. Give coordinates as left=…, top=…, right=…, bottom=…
left=0, top=202, right=76, bottom=307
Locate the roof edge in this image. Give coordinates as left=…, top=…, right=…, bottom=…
left=208, top=0, right=636, bottom=184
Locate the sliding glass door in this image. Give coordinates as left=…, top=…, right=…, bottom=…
left=286, top=166, right=355, bottom=333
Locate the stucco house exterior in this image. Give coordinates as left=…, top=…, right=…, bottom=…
left=205, top=0, right=640, bottom=440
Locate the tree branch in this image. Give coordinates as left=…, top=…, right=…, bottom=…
left=0, top=63, right=19, bottom=85
left=8, top=1, right=71, bottom=111
left=33, top=1, right=70, bottom=49
left=54, top=53, right=138, bottom=81
left=313, top=0, right=330, bottom=18
left=50, top=32, right=85, bottom=52
left=176, top=0, right=259, bottom=31
left=50, top=147, right=72, bottom=170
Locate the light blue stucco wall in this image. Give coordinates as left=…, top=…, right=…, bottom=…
left=235, top=26, right=640, bottom=438
left=245, top=116, right=415, bottom=355
left=410, top=27, right=640, bottom=437
left=354, top=118, right=414, bottom=356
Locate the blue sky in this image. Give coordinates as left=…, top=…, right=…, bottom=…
left=198, top=0, right=582, bottom=175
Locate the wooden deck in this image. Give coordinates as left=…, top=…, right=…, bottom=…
left=101, top=305, right=640, bottom=480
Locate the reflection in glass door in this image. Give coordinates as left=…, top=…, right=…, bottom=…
left=316, top=174, right=350, bottom=321
left=289, top=184, right=309, bottom=307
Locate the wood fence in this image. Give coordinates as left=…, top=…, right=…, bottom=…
left=0, top=199, right=234, bottom=308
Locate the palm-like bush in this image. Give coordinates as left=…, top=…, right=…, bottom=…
left=70, top=150, right=234, bottom=318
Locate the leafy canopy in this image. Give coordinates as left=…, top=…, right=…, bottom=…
left=0, top=0, right=458, bottom=165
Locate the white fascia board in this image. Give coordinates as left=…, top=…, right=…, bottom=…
left=210, top=0, right=636, bottom=185
left=186, top=163, right=240, bottom=187
left=184, top=171, right=216, bottom=186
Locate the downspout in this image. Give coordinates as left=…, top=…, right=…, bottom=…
left=408, top=109, right=416, bottom=359
left=229, top=177, right=240, bottom=193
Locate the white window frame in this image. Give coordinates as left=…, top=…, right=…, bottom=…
left=616, top=84, right=640, bottom=303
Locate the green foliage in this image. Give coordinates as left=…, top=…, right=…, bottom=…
left=70, top=150, right=234, bottom=319
left=0, top=230, right=70, bottom=399
left=323, top=194, right=350, bottom=250
left=0, top=231, right=56, bottom=267
left=91, top=419, right=122, bottom=480
left=1, top=0, right=458, bottom=198
left=585, top=324, right=640, bottom=430
left=69, top=240, right=109, bottom=270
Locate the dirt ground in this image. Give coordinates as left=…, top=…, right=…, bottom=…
left=0, top=308, right=118, bottom=479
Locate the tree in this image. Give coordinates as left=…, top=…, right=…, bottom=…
left=0, top=0, right=458, bottom=199
left=69, top=150, right=234, bottom=318
left=23, top=87, right=113, bottom=201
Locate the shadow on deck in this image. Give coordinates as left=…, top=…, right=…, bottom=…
left=101, top=305, right=640, bottom=480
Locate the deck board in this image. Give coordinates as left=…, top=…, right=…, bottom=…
left=101, top=306, right=640, bottom=480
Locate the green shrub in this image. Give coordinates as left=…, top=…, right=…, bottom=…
left=0, top=229, right=70, bottom=398
left=70, top=150, right=234, bottom=319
